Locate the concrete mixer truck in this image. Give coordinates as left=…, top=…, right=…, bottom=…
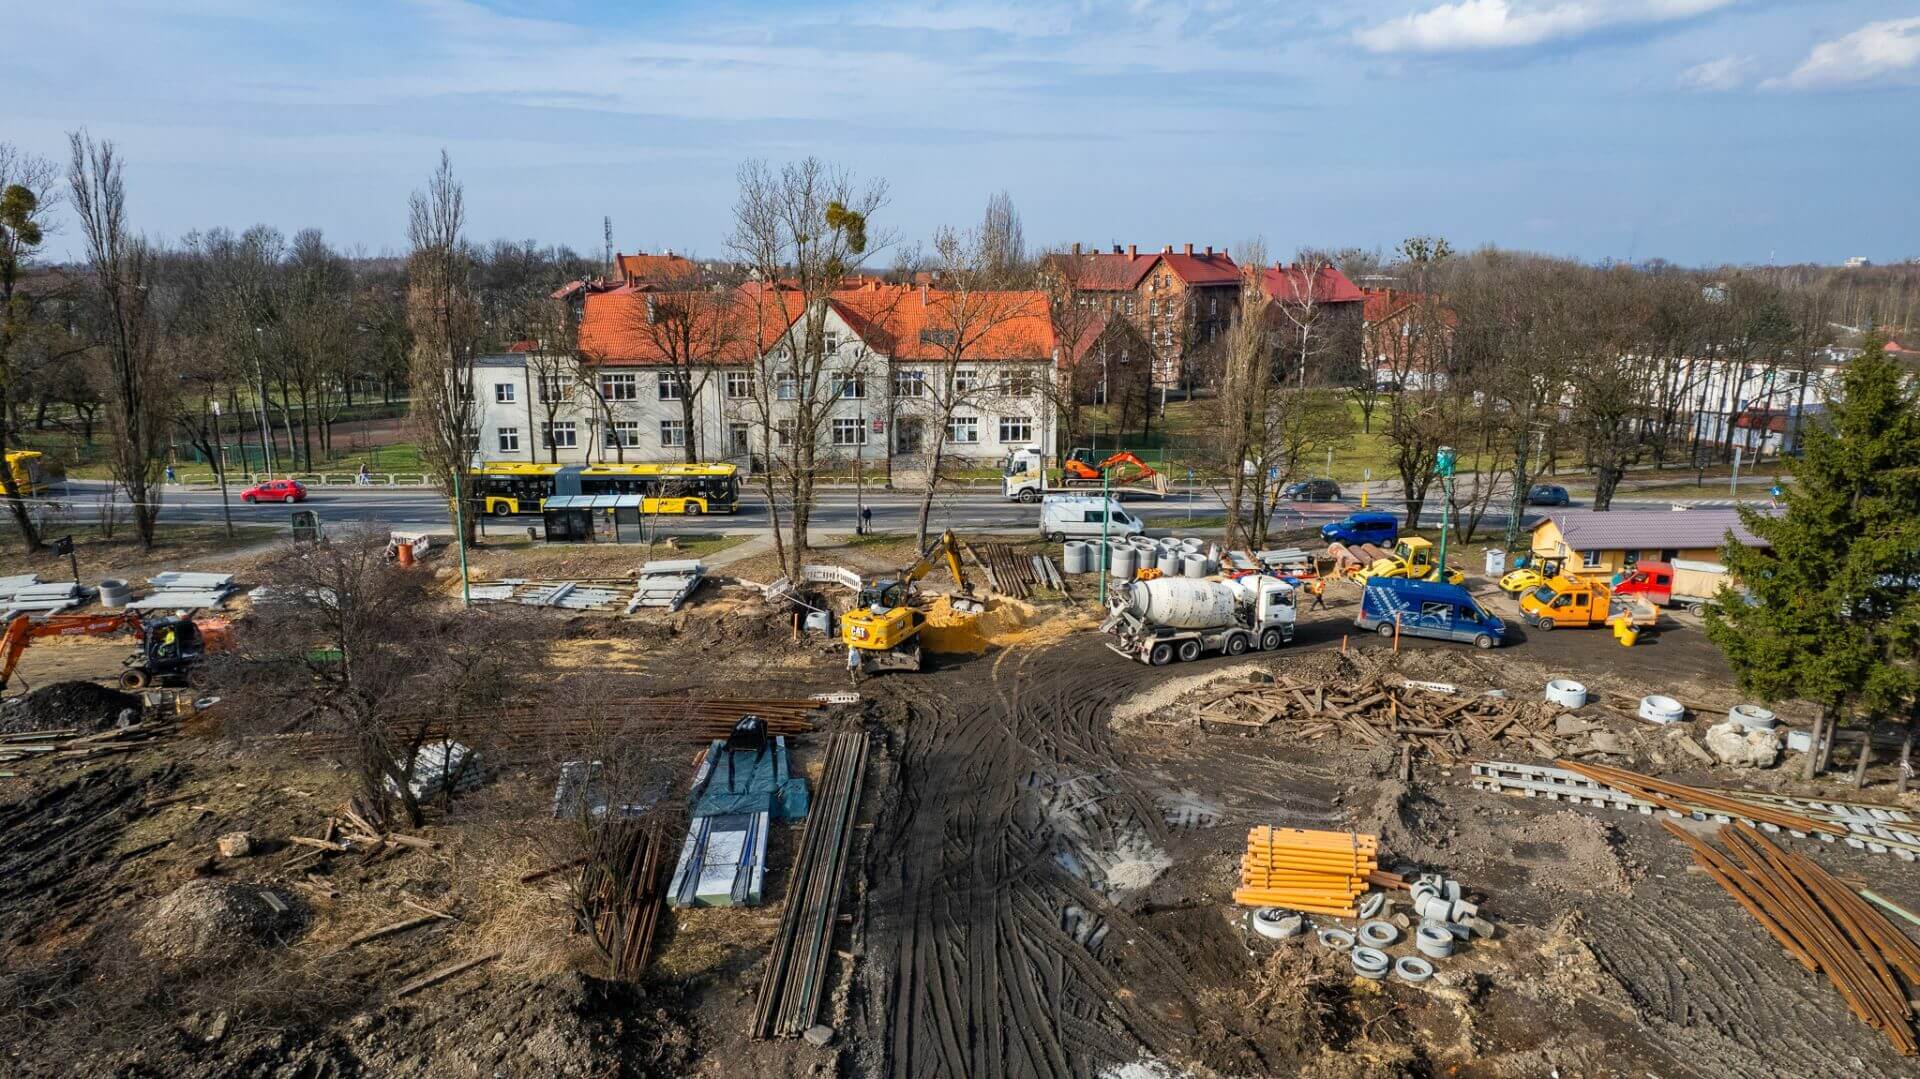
left=1101, top=574, right=1296, bottom=665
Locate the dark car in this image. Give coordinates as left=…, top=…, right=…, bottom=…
left=1283, top=478, right=1343, bottom=502
left=1320, top=511, right=1398, bottom=548
left=241, top=479, right=308, bottom=504
left=1527, top=484, right=1571, bottom=506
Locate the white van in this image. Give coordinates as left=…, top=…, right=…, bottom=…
left=1040, top=495, right=1144, bottom=542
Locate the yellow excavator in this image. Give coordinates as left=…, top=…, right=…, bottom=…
left=841, top=530, right=984, bottom=675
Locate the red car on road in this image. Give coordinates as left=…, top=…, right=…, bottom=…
left=241, top=479, right=308, bottom=504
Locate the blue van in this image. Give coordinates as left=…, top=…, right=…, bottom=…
left=1357, top=577, right=1506, bottom=649
left=1321, top=511, right=1399, bottom=548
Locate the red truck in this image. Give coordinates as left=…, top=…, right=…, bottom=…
left=1610, top=560, right=1736, bottom=615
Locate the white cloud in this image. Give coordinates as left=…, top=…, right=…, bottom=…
left=1356, top=0, right=1735, bottom=55
left=1678, top=54, right=1753, bottom=91
left=1767, top=17, right=1920, bottom=90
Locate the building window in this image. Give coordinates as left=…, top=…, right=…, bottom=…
left=893, top=370, right=926, bottom=398
left=1580, top=549, right=1604, bottom=568
left=918, top=328, right=957, bottom=348
left=833, top=371, right=867, bottom=399
left=775, top=374, right=797, bottom=401
left=657, top=374, right=686, bottom=400
left=776, top=420, right=795, bottom=448
left=539, top=374, right=572, bottom=401
left=946, top=416, right=979, bottom=444
left=600, top=372, right=637, bottom=401
left=497, top=426, right=520, bottom=453
left=999, top=371, right=1034, bottom=397
left=832, top=418, right=867, bottom=446
left=998, top=416, right=1032, bottom=443
left=725, top=371, right=753, bottom=399
left=824, top=331, right=841, bottom=353
left=1125, top=297, right=1136, bottom=315
left=660, top=419, right=686, bottom=448
left=953, top=368, right=979, bottom=394
left=605, top=421, right=641, bottom=448
left=494, top=383, right=516, bottom=404
left=462, top=428, right=480, bottom=455
left=543, top=421, right=577, bottom=449
left=729, top=422, right=751, bottom=455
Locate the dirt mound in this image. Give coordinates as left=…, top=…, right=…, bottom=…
left=1513, top=811, right=1640, bottom=896
left=134, top=880, right=308, bottom=964
left=0, top=680, right=142, bottom=734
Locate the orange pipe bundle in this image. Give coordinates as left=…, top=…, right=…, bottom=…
left=1231, top=826, right=1379, bottom=917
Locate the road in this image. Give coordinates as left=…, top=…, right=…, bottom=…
left=48, top=479, right=1762, bottom=541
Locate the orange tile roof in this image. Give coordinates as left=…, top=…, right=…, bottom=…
left=1260, top=263, right=1364, bottom=305
left=578, top=285, right=805, bottom=366
left=1363, top=288, right=1457, bottom=328
left=614, top=251, right=697, bottom=286
left=830, top=284, right=1054, bottom=362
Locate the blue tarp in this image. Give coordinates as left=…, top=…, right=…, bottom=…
left=688, top=736, right=809, bottom=821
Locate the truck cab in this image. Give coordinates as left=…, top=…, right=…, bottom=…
left=1357, top=577, right=1505, bottom=649
left=1611, top=562, right=1674, bottom=607
left=1002, top=448, right=1045, bottom=502
left=1320, top=511, right=1398, bottom=548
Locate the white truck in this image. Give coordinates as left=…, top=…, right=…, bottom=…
left=1001, top=448, right=1169, bottom=503
left=1102, top=575, right=1296, bottom=665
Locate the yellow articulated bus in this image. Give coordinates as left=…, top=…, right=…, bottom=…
left=468, top=461, right=740, bottom=516
left=3, top=450, right=49, bottom=497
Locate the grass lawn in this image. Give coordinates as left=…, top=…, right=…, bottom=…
left=0, top=522, right=284, bottom=577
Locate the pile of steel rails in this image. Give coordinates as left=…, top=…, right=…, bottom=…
left=968, top=541, right=1043, bottom=599
left=580, top=821, right=669, bottom=981
left=1665, top=820, right=1920, bottom=1056
left=752, top=729, right=870, bottom=1039
left=263, top=697, right=826, bottom=754
left=1473, top=759, right=1920, bottom=862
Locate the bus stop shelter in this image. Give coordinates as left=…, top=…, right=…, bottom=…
left=541, top=494, right=646, bottom=543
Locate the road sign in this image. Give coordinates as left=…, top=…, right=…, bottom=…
left=870, top=419, right=885, bottom=433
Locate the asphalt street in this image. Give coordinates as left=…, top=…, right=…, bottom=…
left=46, top=478, right=1753, bottom=542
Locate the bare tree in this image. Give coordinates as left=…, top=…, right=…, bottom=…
left=1380, top=237, right=1460, bottom=531
left=619, top=264, right=747, bottom=462
left=0, top=144, right=60, bottom=550
left=221, top=527, right=519, bottom=827
left=67, top=132, right=172, bottom=548
left=405, top=151, right=482, bottom=542
left=898, top=225, right=1046, bottom=547
left=981, top=190, right=1027, bottom=283
left=514, top=295, right=583, bottom=463
left=1214, top=242, right=1273, bottom=547
left=728, top=157, right=890, bottom=577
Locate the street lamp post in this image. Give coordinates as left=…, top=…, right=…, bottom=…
left=211, top=400, right=234, bottom=539
left=1434, top=445, right=1456, bottom=579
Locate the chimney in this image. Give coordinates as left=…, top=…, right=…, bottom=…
left=645, top=296, right=657, bottom=323
left=920, top=284, right=928, bottom=306
left=1113, top=244, right=1123, bottom=255
left=1162, top=244, right=1173, bottom=254
left=1206, top=245, right=1214, bottom=257
left=1072, top=242, right=1082, bottom=255
left=1126, top=244, right=1136, bottom=258
left=1183, top=243, right=1193, bottom=256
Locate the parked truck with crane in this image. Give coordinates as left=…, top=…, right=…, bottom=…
left=1002, top=447, right=1168, bottom=503
left=1102, top=574, right=1296, bottom=665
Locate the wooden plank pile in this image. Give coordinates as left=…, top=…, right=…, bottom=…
left=1231, top=826, right=1378, bottom=917
left=1181, top=674, right=1561, bottom=767
left=1665, top=820, right=1920, bottom=1056
left=0, top=720, right=177, bottom=771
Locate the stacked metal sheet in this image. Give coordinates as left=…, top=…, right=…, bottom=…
left=129, top=571, right=235, bottom=611
left=469, top=580, right=630, bottom=610
left=0, top=576, right=82, bottom=617
left=628, top=560, right=706, bottom=612
left=667, top=811, right=769, bottom=907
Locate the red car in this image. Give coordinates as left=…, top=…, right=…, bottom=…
left=241, top=479, right=307, bottom=504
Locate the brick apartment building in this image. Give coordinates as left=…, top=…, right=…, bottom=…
left=1044, top=243, right=1239, bottom=389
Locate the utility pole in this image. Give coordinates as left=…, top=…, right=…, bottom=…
left=1099, top=465, right=1111, bottom=606
left=211, top=400, right=233, bottom=539
left=1434, top=445, right=1456, bottom=580
left=856, top=402, right=865, bottom=534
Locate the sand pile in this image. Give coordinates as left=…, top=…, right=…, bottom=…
left=920, top=597, right=1093, bottom=655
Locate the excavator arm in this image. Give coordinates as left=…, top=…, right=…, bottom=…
left=1096, top=451, right=1157, bottom=485
left=0, top=612, right=148, bottom=690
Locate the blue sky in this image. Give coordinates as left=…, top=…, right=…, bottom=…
left=12, top=1, right=1920, bottom=266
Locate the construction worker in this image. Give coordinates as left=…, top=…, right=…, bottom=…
left=1307, top=575, right=1329, bottom=611
left=846, top=644, right=862, bottom=685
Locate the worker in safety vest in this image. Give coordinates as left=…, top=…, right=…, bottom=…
left=1307, top=575, right=1328, bottom=611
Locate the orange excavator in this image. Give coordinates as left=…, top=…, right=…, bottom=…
left=1062, top=448, right=1159, bottom=486
left=0, top=611, right=225, bottom=692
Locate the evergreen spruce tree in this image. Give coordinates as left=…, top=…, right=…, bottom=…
left=1704, top=333, right=1920, bottom=782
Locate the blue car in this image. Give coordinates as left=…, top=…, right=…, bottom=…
left=1320, top=511, right=1399, bottom=548
left=1357, top=577, right=1506, bottom=649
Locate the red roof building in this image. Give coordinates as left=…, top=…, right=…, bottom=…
left=1043, top=243, right=1239, bottom=387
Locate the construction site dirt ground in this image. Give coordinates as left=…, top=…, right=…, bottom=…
left=6, top=565, right=1920, bottom=1078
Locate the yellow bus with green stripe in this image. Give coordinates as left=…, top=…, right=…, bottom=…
left=468, top=461, right=740, bottom=516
